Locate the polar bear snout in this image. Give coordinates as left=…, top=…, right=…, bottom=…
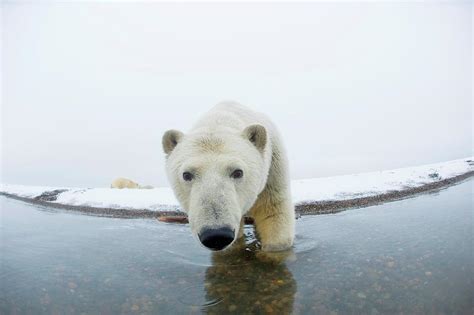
left=198, top=226, right=235, bottom=251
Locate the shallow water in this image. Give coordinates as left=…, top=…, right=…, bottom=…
left=1, top=180, right=473, bottom=314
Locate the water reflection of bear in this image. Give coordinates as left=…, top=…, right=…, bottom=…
left=203, top=237, right=297, bottom=314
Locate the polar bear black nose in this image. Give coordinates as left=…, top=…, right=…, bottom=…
left=198, top=227, right=235, bottom=251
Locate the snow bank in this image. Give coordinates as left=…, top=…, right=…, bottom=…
left=292, top=157, right=473, bottom=203
left=1, top=158, right=472, bottom=212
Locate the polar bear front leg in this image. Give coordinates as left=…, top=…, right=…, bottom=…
left=252, top=200, right=295, bottom=252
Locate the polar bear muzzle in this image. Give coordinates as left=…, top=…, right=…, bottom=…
left=198, top=226, right=235, bottom=251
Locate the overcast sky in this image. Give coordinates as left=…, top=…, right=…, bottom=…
left=1, top=1, right=472, bottom=187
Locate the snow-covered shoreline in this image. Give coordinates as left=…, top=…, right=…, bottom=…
left=1, top=158, right=473, bottom=216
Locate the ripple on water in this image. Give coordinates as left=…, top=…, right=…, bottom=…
left=164, top=249, right=212, bottom=267
left=293, top=233, right=319, bottom=254
left=177, top=284, right=224, bottom=309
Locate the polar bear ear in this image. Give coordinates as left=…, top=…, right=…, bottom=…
left=162, top=129, right=184, bottom=154
left=242, top=124, right=267, bottom=152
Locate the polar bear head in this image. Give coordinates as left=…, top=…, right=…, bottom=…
left=162, top=125, right=268, bottom=251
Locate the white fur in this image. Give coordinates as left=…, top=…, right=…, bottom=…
left=111, top=177, right=140, bottom=189
left=163, top=101, right=295, bottom=251
left=110, top=178, right=153, bottom=189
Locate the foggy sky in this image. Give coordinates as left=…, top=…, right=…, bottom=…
left=1, top=1, right=472, bottom=187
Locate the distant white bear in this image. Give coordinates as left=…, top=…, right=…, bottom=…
left=162, top=101, right=295, bottom=252
left=110, top=178, right=140, bottom=189
left=111, top=178, right=154, bottom=189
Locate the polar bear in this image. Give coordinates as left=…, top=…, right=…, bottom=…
left=110, top=177, right=140, bottom=189
left=111, top=178, right=154, bottom=189
left=162, top=101, right=295, bottom=252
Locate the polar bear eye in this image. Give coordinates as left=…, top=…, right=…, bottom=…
left=231, top=169, right=243, bottom=179
left=183, top=172, right=194, bottom=181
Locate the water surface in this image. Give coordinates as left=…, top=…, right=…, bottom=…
left=1, top=180, right=473, bottom=314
